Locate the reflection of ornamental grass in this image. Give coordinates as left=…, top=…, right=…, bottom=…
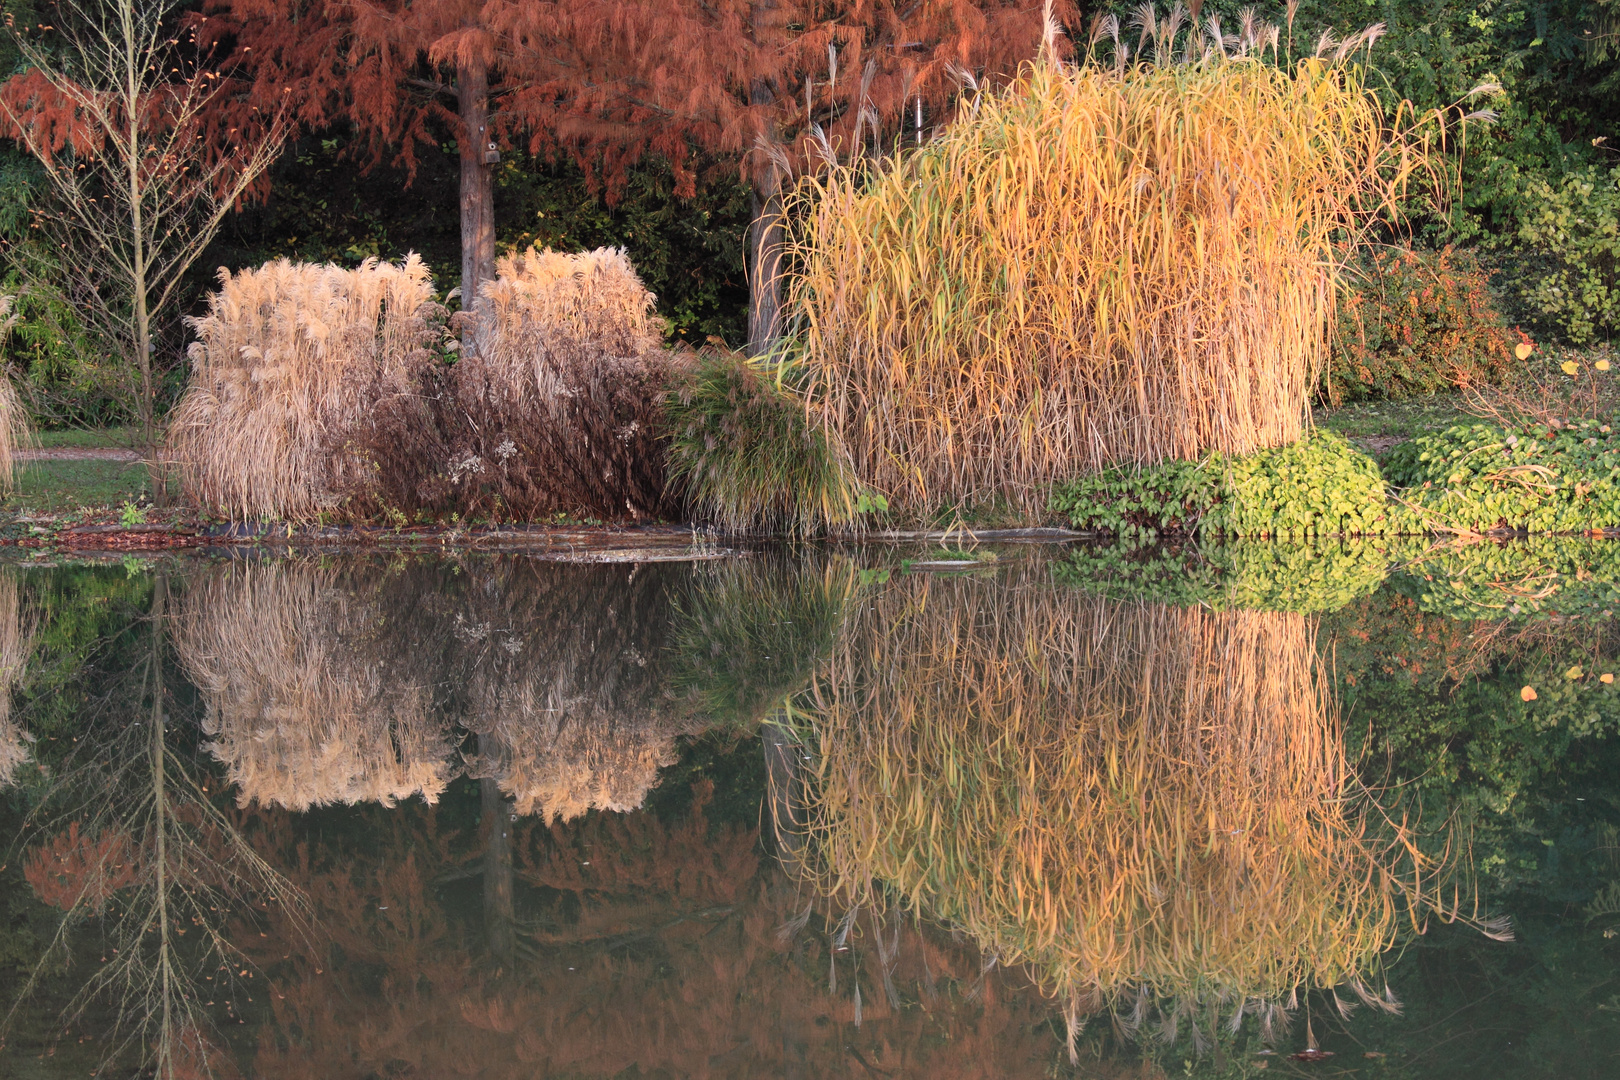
left=795, top=569, right=1478, bottom=1026
left=166, top=256, right=441, bottom=521
left=177, top=561, right=457, bottom=810
left=457, top=560, right=696, bottom=822
left=791, top=56, right=1437, bottom=518
left=0, top=570, right=34, bottom=788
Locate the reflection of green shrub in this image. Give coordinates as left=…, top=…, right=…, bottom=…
left=1388, top=421, right=1620, bottom=534
left=1054, top=538, right=1391, bottom=614
left=1328, top=245, right=1514, bottom=404
left=664, top=349, right=857, bottom=537
left=668, top=558, right=856, bottom=726
left=1392, top=539, right=1620, bottom=621
left=1051, top=431, right=1390, bottom=539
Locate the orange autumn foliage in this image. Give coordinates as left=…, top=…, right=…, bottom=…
left=24, top=821, right=141, bottom=914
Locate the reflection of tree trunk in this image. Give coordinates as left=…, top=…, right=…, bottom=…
left=763, top=715, right=802, bottom=867
left=480, top=768, right=515, bottom=965
left=148, top=573, right=179, bottom=1074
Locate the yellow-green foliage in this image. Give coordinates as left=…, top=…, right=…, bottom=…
left=791, top=55, right=1424, bottom=518
left=166, top=257, right=440, bottom=521
left=793, top=568, right=1476, bottom=1020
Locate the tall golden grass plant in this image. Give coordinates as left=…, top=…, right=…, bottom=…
left=791, top=567, right=1496, bottom=1047
left=788, top=38, right=1451, bottom=518
left=166, top=256, right=441, bottom=521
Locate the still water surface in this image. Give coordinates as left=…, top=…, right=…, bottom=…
left=0, top=543, right=1616, bottom=1078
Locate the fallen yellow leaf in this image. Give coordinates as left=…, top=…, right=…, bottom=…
left=1604, top=673, right=1615, bottom=684
left=1562, top=360, right=1580, bottom=375
left=1568, top=665, right=1585, bottom=679
left=1515, top=342, right=1534, bottom=360
left=1599, top=359, right=1613, bottom=372
left=1521, top=686, right=1538, bottom=701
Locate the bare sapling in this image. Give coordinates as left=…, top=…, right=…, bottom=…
left=0, top=0, right=290, bottom=500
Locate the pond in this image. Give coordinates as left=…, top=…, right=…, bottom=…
left=0, top=541, right=1616, bottom=1079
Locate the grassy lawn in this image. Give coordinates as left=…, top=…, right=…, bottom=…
left=7, top=459, right=158, bottom=516
left=32, top=426, right=140, bottom=450
left=1313, top=394, right=1474, bottom=445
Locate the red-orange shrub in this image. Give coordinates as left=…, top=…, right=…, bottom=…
left=1327, top=245, right=1515, bottom=403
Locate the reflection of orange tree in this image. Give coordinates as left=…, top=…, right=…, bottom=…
left=243, top=782, right=1092, bottom=1078
left=791, top=569, right=1505, bottom=1054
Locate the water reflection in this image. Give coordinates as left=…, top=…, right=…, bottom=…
left=787, top=565, right=1500, bottom=1052
left=3, top=548, right=1582, bottom=1079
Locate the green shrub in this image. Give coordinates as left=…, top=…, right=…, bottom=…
left=1045, top=460, right=1219, bottom=541
left=1327, top=245, right=1515, bottom=404
left=1498, top=166, right=1620, bottom=345
left=664, top=348, right=858, bottom=536
left=1388, top=420, right=1620, bottom=533
left=1207, top=431, right=1392, bottom=539
left=1051, top=431, right=1391, bottom=538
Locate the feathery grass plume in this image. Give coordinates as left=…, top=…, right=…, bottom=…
left=165, top=256, right=442, bottom=521
left=456, top=559, right=701, bottom=822
left=176, top=559, right=458, bottom=809
left=787, top=47, right=1446, bottom=520
left=0, top=570, right=34, bottom=788
left=375, top=245, right=688, bottom=522
left=665, top=346, right=858, bottom=535
left=0, top=295, right=32, bottom=494
left=790, top=565, right=1491, bottom=1047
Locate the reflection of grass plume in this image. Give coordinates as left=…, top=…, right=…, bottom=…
left=177, top=561, right=456, bottom=810
left=458, top=561, right=695, bottom=822
left=0, top=570, right=33, bottom=787
left=166, top=256, right=440, bottom=521
left=795, top=568, right=1487, bottom=1039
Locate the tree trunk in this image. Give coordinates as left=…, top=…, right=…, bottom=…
left=458, top=60, right=497, bottom=352
left=746, top=168, right=786, bottom=358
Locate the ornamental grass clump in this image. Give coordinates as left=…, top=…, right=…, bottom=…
left=665, top=348, right=857, bottom=536
left=166, top=256, right=441, bottom=521
left=369, top=246, right=686, bottom=522
left=790, top=40, right=1443, bottom=519
left=791, top=568, right=1498, bottom=1045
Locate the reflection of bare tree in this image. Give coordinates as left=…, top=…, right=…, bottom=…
left=0, top=569, right=33, bottom=789
left=790, top=568, right=1505, bottom=1055
left=6, top=574, right=307, bottom=1079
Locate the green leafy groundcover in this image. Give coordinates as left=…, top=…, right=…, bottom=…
left=1051, top=421, right=1620, bottom=537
